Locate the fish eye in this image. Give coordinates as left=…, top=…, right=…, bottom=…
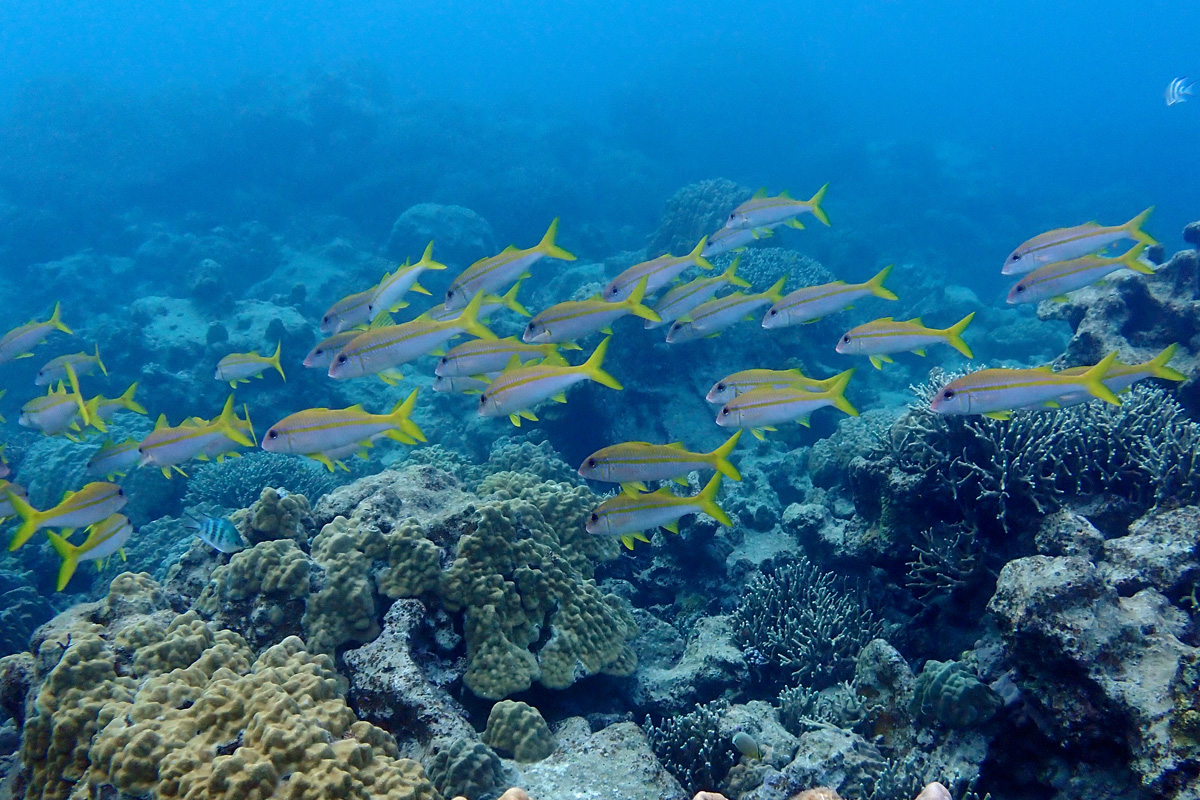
left=479, top=394, right=487, bottom=403
left=117, top=488, right=125, bottom=496
left=438, top=356, right=448, bottom=364
left=1015, top=285, right=1026, bottom=293
left=322, top=315, right=331, bottom=323
left=716, top=383, right=726, bottom=391
left=267, top=429, right=278, bottom=439
left=720, top=407, right=730, bottom=416
left=1010, top=253, right=1020, bottom=261
left=769, top=309, right=777, bottom=316
left=446, top=289, right=455, bottom=299
left=842, top=334, right=851, bottom=342
left=942, top=389, right=956, bottom=400
left=589, top=512, right=599, bottom=523
left=336, top=354, right=347, bottom=364
left=586, top=458, right=596, bottom=468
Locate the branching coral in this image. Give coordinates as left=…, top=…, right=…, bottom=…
left=184, top=452, right=339, bottom=510
left=905, top=525, right=988, bottom=604
left=644, top=700, right=738, bottom=795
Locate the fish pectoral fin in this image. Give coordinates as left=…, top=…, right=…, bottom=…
left=983, top=410, right=1013, bottom=420
left=600, top=327, right=613, bottom=335
left=310, top=453, right=337, bottom=472
left=662, top=520, right=680, bottom=534
left=1043, top=400, right=1060, bottom=409
left=868, top=355, right=887, bottom=369
left=1052, top=295, right=1070, bottom=302
left=751, top=428, right=767, bottom=441
left=672, top=476, right=689, bottom=486
left=912, top=349, right=926, bottom=357
left=508, top=414, right=523, bottom=427
left=798, top=417, right=811, bottom=427
left=550, top=392, right=568, bottom=403
left=620, top=535, right=637, bottom=550
left=785, top=218, right=805, bottom=229
left=705, top=332, right=722, bottom=339
left=620, top=482, right=647, bottom=495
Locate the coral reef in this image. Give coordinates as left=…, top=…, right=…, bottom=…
left=183, top=452, right=339, bottom=510
left=481, top=700, right=556, bottom=763
left=908, top=660, right=1002, bottom=729
left=647, top=178, right=753, bottom=257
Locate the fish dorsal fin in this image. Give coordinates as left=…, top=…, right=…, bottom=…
left=665, top=442, right=686, bottom=450
left=906, top=317, right=923, bottom=325
left=154, top=414, right=168, bottom=430
left=504, top=354, right=522, bottom=371
left=501, top=244, right=519, bottom=254
left=751, top=187, right=767, bottom=199
left=663, top=520, right=680, bottom=533
left=346, top=404, right=365, bottom=413
left=779, top=189, right=793, bottom=199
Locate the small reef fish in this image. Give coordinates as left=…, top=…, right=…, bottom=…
left=85, top=382, right=146, bottom=424
left=1042, top=344, right=1185, bottom=408
left=732, top=731, right=762, bottom=761
left=929, top=352, right=1120, bottom=419
left=702, top=225, right=773, bottom=258
left=762, top=266, right=897, bottom=329
left=578, top=431, right=742, bottom=493
left=1166, top=77, right=1194, bottom=106
left=47, top=513, right=134, bottom=591
left=6, top=481, right=127, bottom=551
left=185, top=513, right=245, bottom=553
left=585, top=473, right=733, bottom=550
left=215, top=342, right=285, bottom=387
left=433, top=373, right=498, bottom=394
left=19, top=383, right=90, bottom=437
left=445, top=218, right=575, bottom=311
left=603, top=238, right=712, bottom=302
left=647, top=257, right=752, bottom=329
left=368, top=241, right=448, bottom=316
left=303, top=331, right=361, bottom=370
left=0, top=302, right=72, bottom=366
left=835, top=313, right=975, bottom=369
left=706, top=368, right=845, bottom=405
left=328, top=291, right=494, bottom=380
left=428, top=280, right=530, bottom=323
left=36, top=345, right=106, bottom=385
left=525, top=277, right=660, bottom=344
left=262, top=390, right=425, bottom=470
left=726, top=184, right=830, bottom=230
left=436, top=337, right=565, bottom=378
left=0, top=481, right=28, bottom=520
left=321, top=289, right=377, bottom=335
left=138, top=396, right=255, bottom=477
left=716, top=370, right=858, bottom=439
left=1007, top=244, right=1153, bottom=304
left=667, top=276, right=787, bottom=343
left=478, top=336, right=622, bottom=426
left=86, top=439, right=142, bottom=480
left=1001, top=208, right=1156, bottom=275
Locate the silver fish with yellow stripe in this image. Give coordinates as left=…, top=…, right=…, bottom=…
left=705, top=367, right=842, bottom=405
left=368, top=241, right=447, bottom=316
left=603, top=238, right=712, bottom=301
left=428, top=280, right=530, bottom=323
left=585, top=473, right=733, bottom=550
left=36, top=345, right=106, bottom=385
left=261, top=390, right=424, bottom=470
left=1007, top=244, right=1152, bottom=304
left=835, top=313, right=975, bottom=369
left=702, top=225, right=774, bottom=258
left=86, top=439, right=142, bottom=480
left=667, top=276, right=787, bottom=343
left=1002, top=208, right=1155, bottom=275
left=578, top=431, right=742, bottom=494
left=6, top=481, right=126, bottom=551
left=1035, top=345, right=1185, bottom=408
left=138, top=396, right=255, bottom=477
left=726, top=184, right=830, bottom=230
left=215, top=342, right=285, bottom=387
left=0, top=302, right=71, bottom=366
left=445, top=218, right=575, bottom=311
left=929, top=352, right=1121, bottom=419
left=648, top=257, right=751, bottom=330
left=762, top=265, right=897, bottom=328
left=47, top=513, right=134, bottom=590
left=715, top=369, right=858, bottom=439
left=321, top=288, right=377, bottom=335
left=436, top=337, right=564, bottom=378
left=477, top=337, right=622, bottom=426
left=525, top=277, right=660, bottom=344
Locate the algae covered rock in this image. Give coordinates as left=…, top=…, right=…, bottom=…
left=481, top=700, right=555, bottom=762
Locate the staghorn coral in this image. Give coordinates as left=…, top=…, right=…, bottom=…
left=733, top=559, right=884, bottom=691
left=644, top=700, right=738, bottom=795
left=481, top=700, right=555, bottom=762
left=647, top=179, right=753, bottom=257
left=184, top=452, right=339, bottom=510
left=905, top=524, right=988, bottom=605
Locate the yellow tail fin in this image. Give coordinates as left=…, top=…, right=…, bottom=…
left=500, top=280, right=531, bottom=317
left=118, top=382, right=147, bottom=414
left=418, top=241, right=447, bottom=270
left=48, top=301, right=72, bottom=335
left=1078, top=352, right=1122, bottom=405
left=624, top=277, right=661, bottom=323
left=215, top=395, right=255, bottom=447
left=46, top=531, right=81, bottom=591
left=1143, top=343, right=1186, bottom=382
left=388, top=389, right=427, bottom=443
left=1116, top=243, right=1154, bottom=275
left=93, top=344, right=108, bottom=376
left=864, top=265, right=898, bottom=301
left=456, top=291, right=498, bottom=340
left=807, top=183, right=830, bottom=226
left=64, top=363, right=97, bottom=431
left=943, top=312, right=975, bottom=358
left=269, top=342, right=286, bottom=381
left=825, top=369, right=859, bottom=417
left=707, top=431, right=743, bottom=481
left=1124, top=206, right=1157, bottom=246
left=579, top=336, right=623, bottom=390
left=722, top=255, right=751, bottom=288
left=537, top=218, right=576, bottom=261
left=688, top=236, right=714, bottom=270
left=762, top=275, right=788, bottom=305
left=6, top=490, right=44, bottom=551
left=696, top=473, right=733, bottom=527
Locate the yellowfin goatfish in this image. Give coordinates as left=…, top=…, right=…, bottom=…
left=716, top=370, right=858, bottom=439
left=929, top=352, right=1121, bottom=419
left=585, top=473, right=733, bottom=550
left=603, top=238, right=712, bottom=302
left=1043, top=344, right=1185, bottom=408
left=1166, top=77, right=1194, bottom=106
left=6, top=481, right=126, bottom=551
left=138, top=396, right=254, bottom=477
left=0, top=302, right=71, bottom=366
left=368, top=242, right=448, bottom=316
left=215, top=342, right=285, bottom=387
left=578, top=431, right=742, bottom=493
left=19, top=383, right=90, bottom=437
left=0, top=482, right=28, bottom=520
left=433, top=373, right=498, bottom=394
left=477, top=336, right=622, bottom=426
left=668, top=276, right=787, bottom=343
left=304, top=331, right=361, bottom=370
left=445, top=218, right=575, bottom=311
left=836, top=313, right=975, bottom=369
left=47, top=513, right=134, bottom=591
left=86, top=439, right=142, bottom=480
left=321, top=288, right=386, bottom=335
left=726, top=184, right=830, bottom=230
left=185, top=513, right=245, bottom=553
left=762, top=266, right=897, bottom=329
left=647, top=257, right=751, bottom=329
left=328, top=291, right=494, bottom=380
left=1007, top=244, right=1153, bottom=304
left=705, top=367, right=863, bottom=405
left=199, top=403, right=257, bottom=462
left=1001, top=208, right=1155, bottom=275
left=84, top=382, right=146, bottom=425
left=525, top=277, right=660, bottom=344
left=702, top=225, right=773, bottom=258
left=428, top=279, right=531, bottom=322
left=436, top=337, right=565, bottom=378
left=261, top=390, right=425, bottom=471
left=36, top=345, right=106, bottom=385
